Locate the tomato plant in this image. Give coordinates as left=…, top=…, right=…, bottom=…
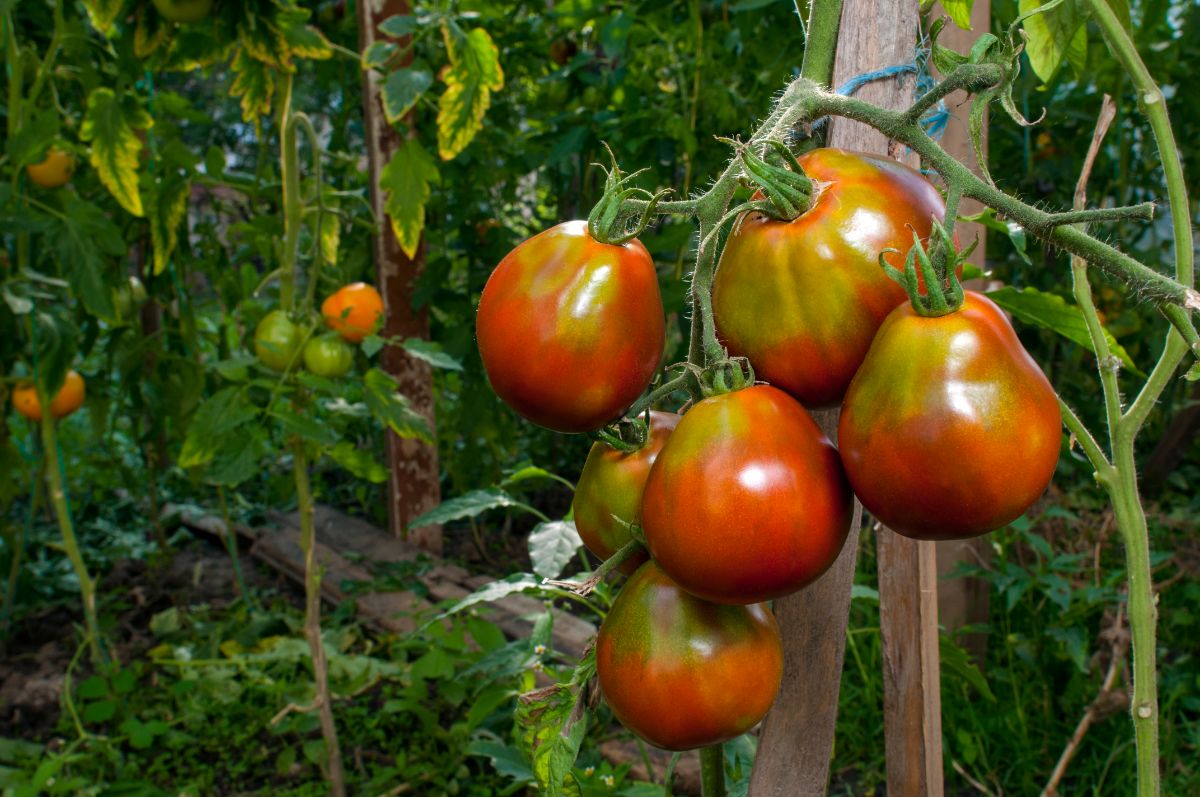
left=322, top=283, right=384, bottom=344
left=712, top=148, right=946, bottom=408
left=254, top=311, right=304, bottom=373
left=150, top=0, right=214, bottom=24
left=303, top=334, right=354, bottom=378
left=641, top=384, right=852, bottom=605
left=596, top=560, right=783, bottom=751
left=838, top=290, right=1061, bottom=540
left=11, top=370, right=86, bottom=422
left=572, top=411, right=679, bottom=574
left=475, top=220, right=665, bottom=434
left=25, top=147, right=74, bottom=189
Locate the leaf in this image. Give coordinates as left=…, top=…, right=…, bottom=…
left=179, top=387, right=259, bottom=468
left=437, top=26, right=504, bottom=160
left=148, top=175, right=191, bottom=275
left=528, top=521, right=583, bottom=579
left=83, top=699, right=117, bottom=724
left=81, top=89, right=151, bottom=217
left=271, top=406, right=340, bottom=447
left=433, top=573, right=542, bottom=621
left=380, top=138, right=439, bottom=260
left=6, top=110, right=60, bottom=167
left=941, top=0, right=975, bottom=28
left=939, top=635, right=997, bottom=701
left=329, top=442, right=388, bottom=483
left=362, top=41, right=398, bottom=70
left=363, top=367, right=433, bottom=443
left=82, top=0, right=125, bottom=36
left=466, top=740, right=535, bottom=783
left=1018, top=0, right=1088, bottom=83
left=382, top=68, right=434, bottom=123
left=319, top=210, right=340, bottom=266
left=850, top=584, right=880, bottom=602
left=230, top=47, right=276, bottom=121
left=516, top=683, right=589, bottom=797
left=52, top=197, right=124, bottom=319
left=207, top=427, right=271, bottom=486
left=985, top=286, right=1140, bottom=374
left=280, top=20, right=333, bottom=61
left=379, top=15, right=419, bottom=37
left=402, top=338, right=463, bottom=371
left=408, top=488, right=518, bottom=529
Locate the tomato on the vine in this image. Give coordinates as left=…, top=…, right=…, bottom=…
left=26, top=148, right=75, bottom=189
left=11, top=370, right=86, bottom=422
left=303, top=334, right=354, bottom=378
left=596, top=560, right=783, bottom=751
left=254, top=311, right=304, bottom=372
left=151, top=0, right=214, bottom=24
left=712, top=148, right=947, bottom=408
left=838, top=291, right=1062, bottom=540
left=322, top=282, right=384, bottom=344
left=476, top=220, right=665, bottom=433
left=572, top=411, right=679, bottom=574
left=641, top=384, right=852, bottom=605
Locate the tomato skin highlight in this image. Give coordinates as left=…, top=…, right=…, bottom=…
left=322, top=283, right=384, bottom=344
left=712, top=148, right=946, bottom=408
left=838, top=291, right=1062, bottom=540
left=303, top=334, right=354, bottom=377
left=571, top=411, right=679, bottom=574
left=26, top=148, right=75, bottom=189
left=12, top=370, right=86, bottom=422
left=596, top=560, right=783, bottom=751
left=641, top=385, right=853, bottom=605
left=476, top=220, right=665, bottom=433
left=254, top=311, right=304, bottom=372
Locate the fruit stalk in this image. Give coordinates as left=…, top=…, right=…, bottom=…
left=700, top=744, right=726, bottom=797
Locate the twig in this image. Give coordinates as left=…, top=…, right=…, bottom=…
left=951, top=760, right=1001, bottom=796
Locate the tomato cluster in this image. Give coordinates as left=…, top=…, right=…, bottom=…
left=252, top=282, right=384, bottom=378
left=476, top=147, right=1062, bottom=751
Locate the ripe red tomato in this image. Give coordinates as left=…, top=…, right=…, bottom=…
left=476, top=220, right=665, bottom=433
left=11, top=370, right=86, bottom=422
left=572, top=411, right=679, bottom=574
left=712, top=148, right=947, bottom=408
left=838, top=291, right=1062, bottom=540
left=596, top=560, right=783, bottom=751
left=641, top=385, right=852, bottom=604
left=322, top=283, right=384, bottom=343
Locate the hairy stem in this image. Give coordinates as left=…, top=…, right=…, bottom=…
left=799, top=0, right=844, bottom=87
left=700, top=744, right=726, bottom=797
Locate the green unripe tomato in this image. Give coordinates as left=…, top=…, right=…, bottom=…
left=254, top=310, right=304, bottom=372
left=111, top=276, right=148, bottom=324
left=303, top=334, right=354, bottom=377
left=152, top=0, right=214, bottom=23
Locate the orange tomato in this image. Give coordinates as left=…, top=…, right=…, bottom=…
left=11, top=370, right=86, bottom=422
left=26, top=148, right=75, bottom=189
left=321, top=283, right=384, bottom=343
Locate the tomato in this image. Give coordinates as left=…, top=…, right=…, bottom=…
left=321, top=282, right=384, bottom=344
left=303, top=334, right=354, bottom=377
left=111, top=276, right=147, bottom=324
left=151, top=0, right=213, bottom=23
left=838, top=291, right=1062, bottom=540
left=26, top=148, right=75, bottom=189
left=254, top=311, right=304, bottom=372
left=476, top=221, right=665, bottom=433
left=12, top=370, right=86, bottom=422
left=596, top=560, right=783, bottom=751
left=572, top=411, right=679, bottom=574
left=641, top=385, right=852, bottom=604
left=712, top=148, right=947, bottom=408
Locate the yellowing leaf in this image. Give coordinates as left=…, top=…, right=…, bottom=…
left=436, top=27, right=504, bottom=161
left=380, top=138, right=440, bottom=260
left=82, top=0, right=125, bottom=36
left=149, top=176, right=191, bottom=275
left=940, top=0, right=975, bottom=29
left=80, top=88, right=150, bottom=218
left=230, top=48, right=275, bottom=121
left=1019, top=0, right=1088, bottom=83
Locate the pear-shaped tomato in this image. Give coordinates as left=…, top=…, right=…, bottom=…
left=641, top=385, right=853, bottom=605
left=572, top=411, right=679, bottom=574
left=476, top=220, right=665, bottom=433
left=838, top=291, right=1062, bottom=540
left=597, top=560, right=783, bottom=751
left=712, top=148, right=946, bottom=408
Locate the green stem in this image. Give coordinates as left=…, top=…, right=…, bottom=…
left=4, top=7, right=21, bottom=140
left=278, top=73, right=300, bottom=313
left=217, top=487, right=252, bottom=608
left=291, top=437, right=348, bottom=797
left=1071, top=260, right=1122, bottom=451
left=41, top=415, right=105, bottom=666
left=799, top=0, right=843, bottom=87
left=291, top=113, right=325, bottom=314
left=24, top=1, right=64, bottom=112
left=699, top=744, right=726, bottom=797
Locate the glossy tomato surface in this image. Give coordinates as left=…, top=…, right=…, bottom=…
left=597, top=560, right=783, bottom=751
left=839, top=291, right=1062, bottom=540
left=641, top=385, right=852, bottom=604
left=572, top=411, right=679, bottom=574
left=322, top=283, right=384, bottom=343
left=476, top=220, right=665, bottom=433
left=26, top=148, right=74, bottom=189
left=712, top=148, right=946, bottom=408
left=12, top=370, right=86, bottom=422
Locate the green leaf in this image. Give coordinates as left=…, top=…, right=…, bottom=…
left=82, top=0, right=125, bottom=36
left=362, top=42, right=397, bottom=70
left=81, top=89, right=151, bottom=217
left=466, top=740, right=535, bottom=783
left=207, top=427, right=271, bottom=486
left=148, top=175, right=191, bottom=275
left=1018, top=0, right=1088, bottom=83
left=402, top=337, right=463, bottom=371
left=528, top=520, right=583, bottom=579
left=382, top=68, right=434, bottom=123
left=83, top=699, right=117, bottom=724
left=363, top=367, right=433, bottom=443
left=851, top=584, right=880, bottom=602
left=179, top=387, right=260, bottom=468
left=329, top=442, right=389, bottom=483
left=77, top=676, right=109, bottom=700
left=271, top=406, right=340, bottom=447
left=380, top=138, right=439, bottom=260
left=408, top=488, right=518, bottom=529
left=52, top=197, right=123, bottom=319
left=230, top=47, right=276, bottom=121
left=433, top=573, right=542, bottom=621
left=6, top=110, right=60, bottom=168
left=437, top=27, right=504, bottom=160
left=150, top=607, right=182, bottom=636
left=941, top=0, right=975, bottom=29
left=939, top=635, right=997, bottom=701
left=516, top=683, right=589, bottom=796
left=378, top=15, right=419, bottom=37
left=985, top=286, right=1140, bottom=374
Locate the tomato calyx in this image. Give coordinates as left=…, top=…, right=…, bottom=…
left=694, top=356, right=755, bottom=398
left=882, top=220, right=976, bottom=317
left=595, top=413, right=651, bottom=453
left=737, top=139, right=814, bottom=221
left=586, top=145, right=670, bottom=245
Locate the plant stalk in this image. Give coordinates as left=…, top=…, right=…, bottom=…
left=217, top=486, right=251, bottom=607
left=700, top=744, right=726, bottom=797
left=799, top=0, right=843, bottom=87
left=278, top=73, right=300, bottom=312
